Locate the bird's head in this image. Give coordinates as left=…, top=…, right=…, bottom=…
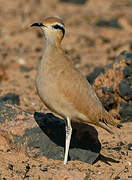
left=31, top=16, right=65, bottom=46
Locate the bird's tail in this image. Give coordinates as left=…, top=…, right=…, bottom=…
left=98, top=110, right=119, bottom=134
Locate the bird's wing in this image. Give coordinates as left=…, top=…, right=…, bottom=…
left=58, top=60, right=103, bottom=122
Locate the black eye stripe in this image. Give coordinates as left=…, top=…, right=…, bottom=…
left=53, top=24, right=61, bottom=29
left=52, top=24, right=65, bottom=37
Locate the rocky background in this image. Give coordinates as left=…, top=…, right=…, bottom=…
left=0, top=0, right=132, bottom=179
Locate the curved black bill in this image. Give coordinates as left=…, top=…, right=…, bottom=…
left=31, top=23, right=46, bottom=27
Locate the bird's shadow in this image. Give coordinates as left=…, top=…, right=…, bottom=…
left=34, top=112, right=119, bottom=164
left=34, top=112, right=101, bottom=153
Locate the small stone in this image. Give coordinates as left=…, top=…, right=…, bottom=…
left=0, top=93, right=20, bottom=105
left=31, top=102, right=36, bottom=106
left=20, top=65, right=33, bottom=72
left=8, top=164, right=13, bottom=170
left=40, top=167, right=48, bottom=172
left=26, top=164, right=30, bottom=171
left=124, top=166, right=129, bottom=173
left=35, top=47, right=42, bottom=52
left=121, top=151, right=125, bottom=155
left=128, top=144, right=132, bottom=151
left=103, top=141, right=108, bottom=145
left=112, top=147, right=121, bottom=151
left=6, top=149, right=10, bottom=152
left=117, top=141, right=125, bottom=146
left=114, top=176, right=120, bottom=180
left=18, top=58, right=25, bottom=65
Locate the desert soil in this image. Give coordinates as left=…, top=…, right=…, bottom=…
left=0, top=0, right=132, bottom=179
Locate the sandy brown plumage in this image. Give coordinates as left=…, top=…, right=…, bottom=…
left=31, top=17, right=119, bottom=164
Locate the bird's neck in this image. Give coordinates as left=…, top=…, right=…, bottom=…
left=40, top=40, right=61, bottom=66
left=44, top=41, right=59, bottom=55
left=44, top=33, right=62, bottom=48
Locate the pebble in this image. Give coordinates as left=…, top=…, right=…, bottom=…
left=127, top=161, right=131, bottom=166
left=31, top=102, right=36, bottom=106
left=128, top=144, right=132, bottom=151
left=8, top=164, right=13, bottom=170
left=114, top=176, right=120, bottom=180
left=18, top=58, right=25, bottom=65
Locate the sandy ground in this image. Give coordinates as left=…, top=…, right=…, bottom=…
left=0, top=0, right=132, bottom=179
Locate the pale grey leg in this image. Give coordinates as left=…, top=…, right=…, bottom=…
left=64, top=117, right=72, bottom=165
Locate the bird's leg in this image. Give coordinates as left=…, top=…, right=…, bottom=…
left=64, top=117, right=72, bottom=165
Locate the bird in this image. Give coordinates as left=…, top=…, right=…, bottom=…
left=31, top=16, right=119, bottom=165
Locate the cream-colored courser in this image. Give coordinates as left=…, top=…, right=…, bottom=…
left=31, top=17, right=119, bottom=165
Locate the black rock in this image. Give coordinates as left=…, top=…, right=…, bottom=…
left=112, top=146, right=121, bottom=151
left=118, top=51, right=132, bottom=66
left=128, top=143, right=132, bottom=151
left=96, top=18, right=122, bottom=29
left=123, top=67, right=132, bottom=78
left=8, top=164, right=13, bottom=170
left=114, top=176, right=120, bottom=180
left=26, top=164, right=30, bottom=171
left=20, top=65, right=33, bottom=72
left=102, top=95, right=117, bottom=111
left=92, top=51, right=132, bottom=123
left=102, top=87, right=114, bottom=94
left=119, top=101, right=132, bottom=122
left=0, top=101, right=17, bottom=123
left=35, top=47, right=42, bottom=52
left=0, top=93, right=20, bottom=105
left=125, top=52, right=132, bottom=60
left=60, top=0, right=87, bottom=4
left=0, top=101, right=29, bottom=123
left=87, top=67, right=105, bottom=84
left=40, top=167, right=48, bottom=172
left=118, top=81, right=132, bottom=100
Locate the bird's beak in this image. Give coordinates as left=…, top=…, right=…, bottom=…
left=31, top=22, right=46, bottom=27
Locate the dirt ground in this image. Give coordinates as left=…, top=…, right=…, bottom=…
left=0, top=0, right=132, bottom=179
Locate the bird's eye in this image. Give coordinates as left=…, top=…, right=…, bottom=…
left=52, top=24, right=62, bottom=29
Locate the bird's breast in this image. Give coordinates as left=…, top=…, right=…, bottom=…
left=35, top=63, right=82, bottom=120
